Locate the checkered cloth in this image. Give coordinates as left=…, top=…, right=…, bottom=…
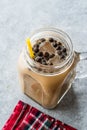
left=2, top=101, right=77, bottom=130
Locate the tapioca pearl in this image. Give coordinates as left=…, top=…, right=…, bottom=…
left=65, top=52, right=67, bottom=56
left=57, top=51, right=62, bottom=55
left=49, top=54, right=55, bottom=58
left=56, top=45, right=62, bottom=50
left=52, top=42, right=58, bottom=48
left=33, top=47, right=39, bottom=53
left=63, top=48, right=67, bottom=52
left=62, top=52, right=67, bottom=57
left=44, top=52, right=50, bottom=57
left=42, top=59, right=46, bottom=62
left=54, top=40, right=57, bottom=43
left=49, top=62, right=53, bottom=65
left=33, top=44, right=39, bottom=53
left=37, top=52, right=43, bottom=57
left=58, top=42, right=62, bottom=46
left=49, top=38, right=54, bottom=42
left=42, top=60, right=47, bottom=65
left=60, top=54, right=65, bottom=59
left=45, top=56, right=50, bottom=61
left=40, top=38, right=46, bottom=42
left=35, top=56, right=42, bottom=62
left=33, top=43, right=39, bottom=48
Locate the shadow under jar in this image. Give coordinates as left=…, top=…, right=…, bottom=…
left=18, top=27, right=80, bottom=109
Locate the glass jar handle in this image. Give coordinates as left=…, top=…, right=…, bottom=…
left=75, top=51, right=87, bottom=79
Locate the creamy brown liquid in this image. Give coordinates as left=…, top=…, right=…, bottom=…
left=18, top=48, right=80, bottom=108
left=32, top=38, right=69, bottom=66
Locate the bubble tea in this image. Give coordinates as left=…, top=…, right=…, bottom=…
left=18, top=28, right=80, bottom=109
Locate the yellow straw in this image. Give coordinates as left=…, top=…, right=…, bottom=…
left=26, top=38, right=34, bottom=58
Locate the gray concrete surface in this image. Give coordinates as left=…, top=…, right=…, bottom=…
left=0, top=0, right=87, bottom=129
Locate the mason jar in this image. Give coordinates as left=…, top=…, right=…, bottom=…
left=18, top=27, right=80, bottom=109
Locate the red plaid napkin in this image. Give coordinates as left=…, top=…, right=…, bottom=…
left=2, top=101, right=77, bottom=130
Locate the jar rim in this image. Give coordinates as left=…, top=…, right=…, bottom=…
left=25, top=27, right=74, bottom=74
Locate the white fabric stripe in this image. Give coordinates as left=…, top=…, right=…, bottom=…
left=39, top=118, right=49, bottom=130
left=29, top=113, right=43, bottom=129
left=29, top=113, right=50, bottom=129
left=26, top=111, right=51, bottom=130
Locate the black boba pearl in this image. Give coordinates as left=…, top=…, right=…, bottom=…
left=33, top=45, right=39, bottom=53
left=33, top=47, right=39, bottom=53
left=33, top=44, right=39, bottom=48
left=49, top=38, right=54, bottom=42
left=41, top=59, right=47, bottom=65
left=35, top=56, right=41, bottom=62
left=49, top=63, right=53, bottom=65
left=58, top=42, right=62, bottom=45
left=60, top=55, right=65, bottom=59
left=41, top=38, right=46, bottom=42
left=65, top=52, right=67, bottom=56
left=42, top=61, right=47, bottom=65
left=44, top=52, right=49, bottom=57
left=56, top=45, right=62, bottom=50
left=37, top=52, right=43, bottom=57
left=52, top=42, right=57, bottom=48
left=54, top=40, right=57, bottom=43
left=58, top=51, right=62, bottom=55
left=63, top=48, right=67, bottom=52
left=45, top=56, right=49, bottom=60
left=49, top=54, right=55, bottom=58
